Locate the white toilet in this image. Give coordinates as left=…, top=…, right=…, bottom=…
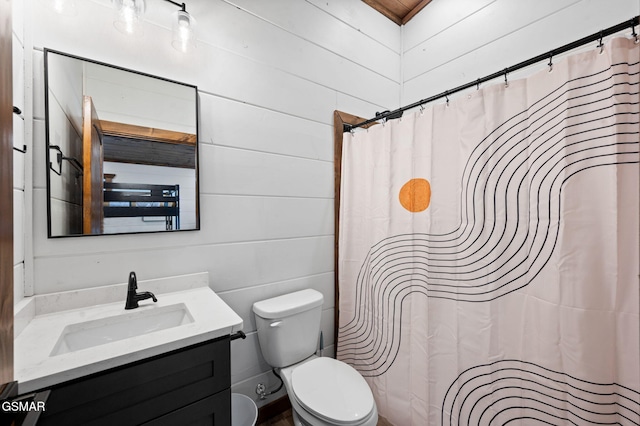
left=253, top=289, right=378, bottom=426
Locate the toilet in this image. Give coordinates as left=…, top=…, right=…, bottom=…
left=253, top=289, right=378, bottom=426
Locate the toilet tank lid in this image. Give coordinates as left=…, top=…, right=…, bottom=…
left=253, top=289, right=323, bottom=319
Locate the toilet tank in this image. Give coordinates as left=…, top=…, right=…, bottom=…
left=252, top=289, right=323, bottom=368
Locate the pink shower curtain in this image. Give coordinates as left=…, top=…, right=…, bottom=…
left=337, top=37, right=639, bottom=425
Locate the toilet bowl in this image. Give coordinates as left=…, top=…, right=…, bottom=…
left=280, top=356, right=378, bottom=426
left=252, top=290, right=378, bottom=426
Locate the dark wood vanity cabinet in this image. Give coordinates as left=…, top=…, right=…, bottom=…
left=37, top=336, right=231, bottom=426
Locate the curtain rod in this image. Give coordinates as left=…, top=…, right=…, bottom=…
left=344, top=15, right=639, bottom=132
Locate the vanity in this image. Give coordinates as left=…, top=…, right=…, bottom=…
left=13, top=272, right=243, bottom=425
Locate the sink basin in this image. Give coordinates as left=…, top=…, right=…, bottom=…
left=50, top=303, right=193, bottom=356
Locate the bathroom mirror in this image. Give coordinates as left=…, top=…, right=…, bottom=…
left=44, top=49, right=199, bottom=237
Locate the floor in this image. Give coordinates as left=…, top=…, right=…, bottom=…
left=256, top=409, right=293, bottom=426
left=257, top=409, right=393, bottom=426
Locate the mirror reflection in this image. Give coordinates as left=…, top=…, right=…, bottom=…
left=45, top=50, right=199, bottom=237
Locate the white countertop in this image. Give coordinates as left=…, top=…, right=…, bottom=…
left=15, top=273, right=243, bottom=393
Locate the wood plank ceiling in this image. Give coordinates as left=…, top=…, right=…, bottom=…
left=362, top=0, right=433, bottom=25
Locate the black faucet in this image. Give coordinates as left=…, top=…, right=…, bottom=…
left=125, top=271, right=157, bottom=309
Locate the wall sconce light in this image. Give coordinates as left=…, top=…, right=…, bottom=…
left=112, top=0, right=146, bottom=37
left=51, top=0, right=196, bottom=52
left=168, top=1, right=197, bottom=52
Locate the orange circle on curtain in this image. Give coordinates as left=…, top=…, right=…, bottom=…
left=399, top=178, right=431, bottom=212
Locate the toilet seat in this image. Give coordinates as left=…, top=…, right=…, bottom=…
left=291, top=357, right=374, bottom=425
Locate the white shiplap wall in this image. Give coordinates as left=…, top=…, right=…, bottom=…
left=402, top=0, right=640, bottom=106
left=20, top=0, right=399, bottom=406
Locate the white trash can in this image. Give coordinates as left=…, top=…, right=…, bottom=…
left=231, top=393, right=258, bottom=426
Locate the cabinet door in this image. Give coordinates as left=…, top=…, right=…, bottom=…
left=38, top=337, right=230, bottom=426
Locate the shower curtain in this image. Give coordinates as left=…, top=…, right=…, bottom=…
left=337, top=37, right=639, bottom=425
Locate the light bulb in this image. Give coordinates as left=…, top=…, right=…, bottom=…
left=172, top=10, right=197, bottom=52
left=49, top=0, right=77, bottom=16
left=112, top=0, right=146, bottom=37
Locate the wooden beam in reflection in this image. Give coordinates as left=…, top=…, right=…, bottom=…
left=100, top=120, right=196, bottom=146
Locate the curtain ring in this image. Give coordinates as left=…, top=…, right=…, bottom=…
left=419, top=104, right=425, bottom=114
left=632, top=21, right=639, bottom=44
left=476, top=79, right=480, bottom=90
left=547, top=53, right=553, bottom=73
left=504, top=69, right=509, bottom=88
left=445, top=91, right=450, bottom=107
left=597, top=30, right=604, bottom=54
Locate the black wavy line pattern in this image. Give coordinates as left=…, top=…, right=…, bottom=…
left=441, top=360, right=640, bottom=425
left=337, top=59, right=639, bottom=377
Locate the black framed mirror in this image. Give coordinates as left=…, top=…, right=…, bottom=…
left=44, top=49, right=199, bottom=237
